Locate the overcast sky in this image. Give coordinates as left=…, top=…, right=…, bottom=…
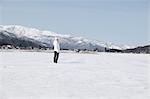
left=0, top=0, right=149, bottom=46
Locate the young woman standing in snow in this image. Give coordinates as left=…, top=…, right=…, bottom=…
left=53, top=37, right=60, bottom=63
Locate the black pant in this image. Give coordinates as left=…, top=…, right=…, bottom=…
left=54, top=51, right=59, bottom=63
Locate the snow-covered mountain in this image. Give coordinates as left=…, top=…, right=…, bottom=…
left=0, top=25, right=132, bottom=51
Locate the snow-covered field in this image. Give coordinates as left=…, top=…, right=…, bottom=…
left=0, top=51, right=149, bottom=99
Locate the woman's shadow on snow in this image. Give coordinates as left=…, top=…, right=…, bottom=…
left=60, top=61, right=82, bottom=64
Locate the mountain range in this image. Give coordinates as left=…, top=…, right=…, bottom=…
left=0, top=25, right=135, bottom=51
left=1, top=25, right=149, bottom=54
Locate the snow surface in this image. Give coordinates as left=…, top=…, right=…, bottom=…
left=0, top=51, right=149, bottom=99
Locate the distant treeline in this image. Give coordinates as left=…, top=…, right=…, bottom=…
left=105, top=45, right=150, bottom=54
left=0, top=44, right=150, bottom=54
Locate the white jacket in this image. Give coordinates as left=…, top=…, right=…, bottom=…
left=53, top=39, right=60, bottom=52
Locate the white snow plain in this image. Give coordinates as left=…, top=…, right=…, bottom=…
left=0, top=51, right=149, bottom=99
